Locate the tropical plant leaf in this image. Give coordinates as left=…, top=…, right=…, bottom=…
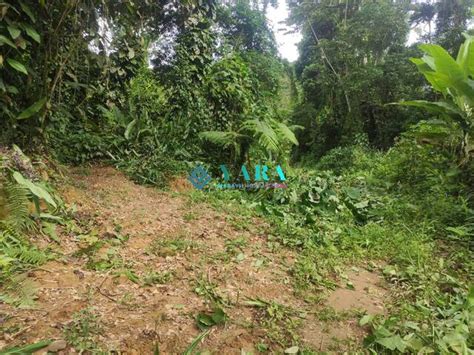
left=124, top=119, right=137, bottom=140
left=397, top=100, right=468, bottom=130
left=417, top=43, right=474, bottom=100
left=7, top=26, right=21, bottom=40
left=276, top=122, right=299, bottom=146
left=243, top=119, right=279, bottom=153
left=7, top=59, right=28, bottom=75
left=23, top=24, right=40, bottom=43
left=6, top=85, right=19, bottom=94
left=0, top=274, right=40, bottom=308
left=457, top=34, right=474, bottom=76
left=0, top=181, right=31, bottom=230
left=19, top=1, right=36, bottom=23
left=42, top=222, right=60, bottom=243
left=0, top=340, right=52, bottom=354
left=397, top=100, right=463, bottom=116
left=375, top=335, right=407, bottom=352
left=199, top=130, right=245, bottom=147
left=12, top=172, right=57, bottom=208
left=419, top=44, right=465, bottom=84
left=182, top=329, right=210, bottom=355
left=17, top=98, right=47, bottom=119
left=0, top=35, right=17, bottom=48
left=195, top=307, right=227, bottom=330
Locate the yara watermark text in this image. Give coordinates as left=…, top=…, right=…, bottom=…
left=188, top=164, right=287, bottom=190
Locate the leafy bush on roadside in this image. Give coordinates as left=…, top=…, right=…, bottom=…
left=0, top=147, right=70, bottom=307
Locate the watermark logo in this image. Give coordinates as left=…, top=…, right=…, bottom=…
left=188, top=164, right=287, bottom=190
left=188, top=165, right=212, bottom=190
left=219, top=164, right=286, bottom=182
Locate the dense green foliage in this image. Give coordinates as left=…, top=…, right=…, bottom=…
left=398, top=34, right=474, bottom=162
left=0, top=146, right=62, bottom=307
left=0, top=0, right=295, bottom=184
left=196, top=121, right=473, bottom=352
left=1, top=0, right=473, bottom=353
left=288, top=0, right=474, bottom=158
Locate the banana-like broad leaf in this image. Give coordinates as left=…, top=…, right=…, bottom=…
left=12, top=172, right=57, bottom=208
left=398, top=100, right=463, bottom=115
left=417, top=43, right=474, bottom=102
left=457, top=34, right=474, bottom=77
left=398, top=100, right=469, bottom=130
left=398, top=35, right=474, bottom=140
left=422, top=70, right=451, bottom=96
left=419, top=44, right=465, bottom=83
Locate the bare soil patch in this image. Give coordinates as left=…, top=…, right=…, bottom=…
left=0, top=166, right=387, bottom=353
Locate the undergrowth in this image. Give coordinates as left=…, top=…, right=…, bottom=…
left=186, top=128, right=474, bottom=353
left=0, top=146, right=67, bottom=307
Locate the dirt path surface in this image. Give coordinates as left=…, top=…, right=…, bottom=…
left=0, top=167, right=387, bottom=353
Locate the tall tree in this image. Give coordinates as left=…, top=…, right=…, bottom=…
left=287, top=0, right=425, bottom=157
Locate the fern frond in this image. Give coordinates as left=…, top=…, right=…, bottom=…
left=15, top=246, right=49, bottom=265
left=199, top=130, right=247, bottom=157
left=242, top=119, right=280, bottom=153
left=0, top=229, right=48, bottom=267
left=199, top=130, right=245, bottom=147
left=275, top=122, right=300, bottom=146
left=0, top=181, right=34, bottom=231
left=0, top=274, right=38, bottom=308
